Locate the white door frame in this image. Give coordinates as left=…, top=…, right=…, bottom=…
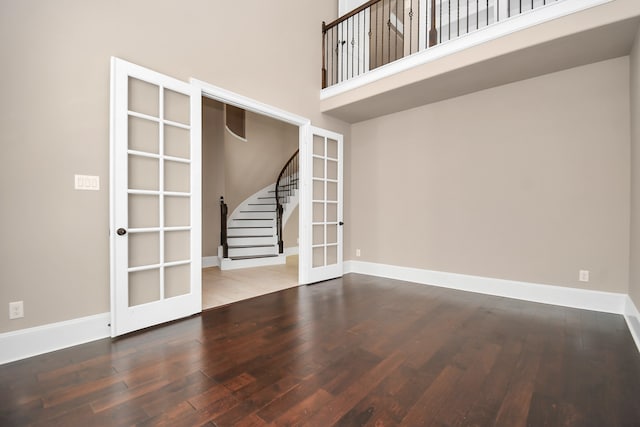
left=190, top=79, right=312, bottom=286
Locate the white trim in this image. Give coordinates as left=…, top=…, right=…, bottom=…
left=202, top=256, right=220, bottom=268
left=225, top=124, right=248, bottom=142
left=345, top=260, right=627, bottom=314
left=4, top=269, right=636, bottom=365
left=224, top=104, right=248, bottom=142
left=220, top=254, right=286, bottom=270
left=284, top=246, right=299, bottom=256
left=191, top=79, right=310, bottom=127
left=0, top=313, right=110, bottom=365
left=192, top=78, right=311, bottom=287
left=625, top=297, right=640, bottom=353
left=321, top=0, right=612, bottom=100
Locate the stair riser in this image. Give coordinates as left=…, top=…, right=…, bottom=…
left=220, top=255, right=286, bottom=270
left=237, top=211, right=276, bottom=220
left=228, top=227, right=275, bottom=236
left=231, top=219, right=274, bottom=228
left=243, top=204, right=276, bottom=212
left=228, top=236, right=276, bottom=246
left=228, top=246, right=278, bottom=257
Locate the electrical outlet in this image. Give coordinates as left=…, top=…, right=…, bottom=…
left=579, top=270, right=589, bottom=282
left=9, top=301, right=24, bottom=319
left=356, top=249, right=361, bottom=257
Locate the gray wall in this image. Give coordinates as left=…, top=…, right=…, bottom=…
left=0, top=0, right=347, bottom=333
left=202, top=99, right=226, bottom=258
left=348, top=57, right=631, bottom=293
left=630, top=27, right=640, bottom=307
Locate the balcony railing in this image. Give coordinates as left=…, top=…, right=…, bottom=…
left=322, top=0, right=560, bottom=88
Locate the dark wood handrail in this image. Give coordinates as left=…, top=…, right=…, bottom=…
left=322, top=0, right=439, bottom=88
left=275, top=149, right=299, bottom=254
left=323, top=0, right=381, bottom=32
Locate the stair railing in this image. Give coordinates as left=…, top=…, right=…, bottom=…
left=322, top=0, right=559, bottom=88
left=275, top=149, right=299, bottom=254
left=219, top=196, right=228, bottom=258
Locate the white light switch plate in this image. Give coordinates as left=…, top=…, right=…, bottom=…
left=75, top=175, right=100, bottom=191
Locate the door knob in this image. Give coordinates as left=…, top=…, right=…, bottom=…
left=339, top=222, right=344, bottom=226
left=116, top=228, right=127, bottom=236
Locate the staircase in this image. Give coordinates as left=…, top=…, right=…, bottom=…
left=219, top=151, right=299, bottom=270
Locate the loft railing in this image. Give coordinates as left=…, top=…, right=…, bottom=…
left=322, top=0, right=559, bottom=88
left=275, top=149, right=299, bottom=254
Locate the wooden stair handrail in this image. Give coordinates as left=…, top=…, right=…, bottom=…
left=275, top=149, right=300, bottom=254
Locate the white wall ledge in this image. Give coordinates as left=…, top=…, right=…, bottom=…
left=321, top=0, right=612, bottom=101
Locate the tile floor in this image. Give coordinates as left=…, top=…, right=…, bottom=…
left=202, top=255, right=299, bottom=309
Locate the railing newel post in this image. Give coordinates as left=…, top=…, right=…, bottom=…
left=220, top=196, right=228, bottom=259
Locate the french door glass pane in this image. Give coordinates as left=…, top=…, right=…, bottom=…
left=164, top=160, right=190, bottom=193
left=164, top=124, right=190, bottom=159
left=313, top=247, right=324, bottom=268
left=164, top=88, right=190, bottom=124
left=165, top=264, right=190, bottom=298
left=129, top=232, right=160, bottom=267
left=129, top=156, right=159, bottom=191
left=129, top=269, right=160, bottom=306
left=129, top=195, right=159, bottom=228
left=165, top=230, right=190, bottom=262
left=129, top=116, right=159, bottom=153
left=128, top=77, right=159, bottom=117
left=165, top=196, right=190, bottom=227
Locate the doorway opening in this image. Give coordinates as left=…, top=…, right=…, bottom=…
left=201, top=97, right=300, bottom=309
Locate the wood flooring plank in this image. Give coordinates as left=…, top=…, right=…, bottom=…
left=400, top=364, right=465, bottom=426
left=306, top=351, right=406, bottom=426
left=1, top=273, right=639, bottom=426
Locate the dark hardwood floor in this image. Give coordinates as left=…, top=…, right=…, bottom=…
left=2, top=274, right=640, bottom=426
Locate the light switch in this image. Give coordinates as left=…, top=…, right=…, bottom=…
left=75, top=175, right=100, bottom=191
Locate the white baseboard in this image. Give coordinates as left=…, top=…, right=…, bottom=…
left=4, top=263, right=636, bottom=366
left=345, top=260, right=627, bottom=314
left=202, top=256, right=220, bottom=268
left=625, top=297, right=640, bottom=353
left=220, top=254, right=286, bottom=270
left=284, top=246, right=299, bottom=256
left=0, top=312, right=111, bottom=365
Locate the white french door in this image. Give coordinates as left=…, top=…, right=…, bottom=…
left=110, top=58, right=201, bottom=337
left=300, top=126, right=344, bottom=284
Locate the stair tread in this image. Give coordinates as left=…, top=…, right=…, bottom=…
left=228, top=226, right=272, bottom=229
left=228, top=244, right=276, bottom=249
left=229, top=254, right=279, bottom=260
left=228, top=235, right=274, bottom=238
left=234, top=218, right=274, bottom=221
left=240, top=210, right=275, bottom=213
